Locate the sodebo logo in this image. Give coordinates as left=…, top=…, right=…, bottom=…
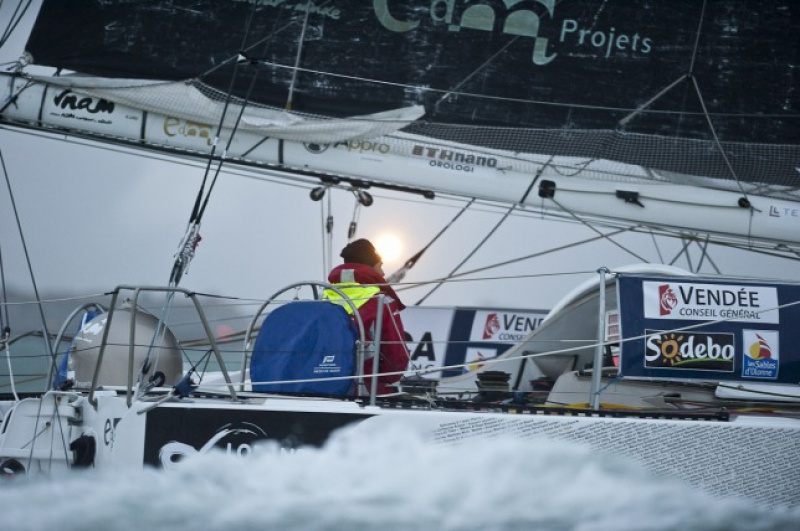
left=644, top=330, right=734, bottom=372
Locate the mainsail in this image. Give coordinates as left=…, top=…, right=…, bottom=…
left=2, top=0, right=799, bottom=249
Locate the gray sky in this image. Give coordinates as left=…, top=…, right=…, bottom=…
left=1, top=1, right=799, bottom=316
left=3, top=127, right=799, bottom=312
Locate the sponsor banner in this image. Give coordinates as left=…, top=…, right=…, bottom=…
left=643, top=281, right=779, bottom=323
left=618, top=275, right=799, bottom=384
left=402, top=306, right=548, bottom=379
left=470, top=310, right=546, bottom=343
left=144, top=407, right=368, bottom=468
left=402, top=307, right=456, bottom=379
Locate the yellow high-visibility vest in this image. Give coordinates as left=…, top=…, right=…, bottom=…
left=323, top=283, right=380, bottom=314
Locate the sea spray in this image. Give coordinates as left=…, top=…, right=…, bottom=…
left=1, top=424, right=798, bottom=531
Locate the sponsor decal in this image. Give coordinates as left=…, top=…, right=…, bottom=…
left=314, top=355, right=342, bottom=375
left=644, top=329, right=735, bottom=371
left=643, top=281, right=779, bottom=324
left=768, top=205, right=799, bottom=218
left=341, top=140, right=390, bottom=154
left=658, top=284, right=678, bottom=316
left=374, top=1, right=653, bottom=66
left=53, top=89, right=115, bottom=115
left=408, top=331, right=438, bottom=373
left=474, top=311, right=545, bottom=342
left=103, top=417, right=122, bottom=447
left=158, top=422, right=270, bottom=469
left=464, top=347, right=497, bottom=373
left=741, top=330, right=779, bottom=379
left=48, top=89, right=124, bottom=126
left=483, top=313, right=500, bottom=339
left=402, top=307, right=455, bottom=378
left=164, top=117, right=213, bottom=146
left=303, top=140, right=391, bottom=155
left=412, top=144, right=497, bottom=173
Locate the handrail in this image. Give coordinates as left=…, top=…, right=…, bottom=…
left=88, top=285, right=238, bottom=407
left=47, top=301, right=106, bottom=389
left=369, top=295, right=384, bottom=405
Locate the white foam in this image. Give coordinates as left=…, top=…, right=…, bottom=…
left=1, top=425, right=798, bottom=530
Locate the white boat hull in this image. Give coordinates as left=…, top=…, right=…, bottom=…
left=3, top=390, right=798, bottom=508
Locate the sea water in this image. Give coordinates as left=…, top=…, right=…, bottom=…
left=1, top=422, right=798, bottom=531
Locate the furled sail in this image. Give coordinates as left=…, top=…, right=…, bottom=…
left=2, top=0, right=799, bottom=248
left=23, top=75, right=425, bottom=143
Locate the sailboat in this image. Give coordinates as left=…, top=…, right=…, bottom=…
left=1, top=0, right=799, bottom=508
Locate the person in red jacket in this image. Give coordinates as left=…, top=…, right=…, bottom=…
left=325, top=239, right=410, bottom=395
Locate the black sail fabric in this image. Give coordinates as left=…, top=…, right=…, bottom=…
left=23, top=0, right=800, bottom=186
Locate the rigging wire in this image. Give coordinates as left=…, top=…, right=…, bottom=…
left=139, top=3, right=264, bottom=399
left=0, top=244, right=20, bottom=401
left=348, top=196, right=362, bottom=241
left=0, top=148, right=58, bottom=389
left=231, top=57, right=799, bottom=119
left=548, top=196, right=648, bottom=263
left=171, top=1, right=264, bottom=287
left=648, top=230, right=666, bottom=264
left=0, top=0, right=34, bottom=49
left=695, top=235, right=721, bottom=274
left=285, top=1, right=311, bottom=111
left=616, top=0, right=751, bottom=205
left=395, top=227, right=632, bottom=293
left=673, top=238, right=695, bottom=272
left=415, top=203, right=517, bottom=305
left=197, top=0, right=335, bottom=80
left=442, top=227, right=633, bottom=282
left=690, top=75, right=750, bottom=201
left=682, top=1, right=752, bottom=239
left=387, top=198, right=476, bottom=284
left=434, top=37, right=520, bottom=112
left=318, top=190, right=328, bottom=276
left=325, top=190, right=334, bottom=271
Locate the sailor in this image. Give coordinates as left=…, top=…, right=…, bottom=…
left=325, top=239, right=410, bottom=394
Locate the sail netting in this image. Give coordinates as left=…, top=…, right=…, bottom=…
left=14, top=0, right=800, bottom=198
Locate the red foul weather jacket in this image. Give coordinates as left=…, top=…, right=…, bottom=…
left=327, top=263, right=409, bottom=394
